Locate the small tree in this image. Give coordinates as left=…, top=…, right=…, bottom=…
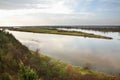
left=18, top=63, right=38, bottom=80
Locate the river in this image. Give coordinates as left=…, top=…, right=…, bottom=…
left=8, top=29, right=120, bottom=75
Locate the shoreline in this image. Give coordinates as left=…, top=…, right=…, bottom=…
left=31, top=50, right=115, bottom=78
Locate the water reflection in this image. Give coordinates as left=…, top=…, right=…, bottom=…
left=9, top=30, right=120, bottom=75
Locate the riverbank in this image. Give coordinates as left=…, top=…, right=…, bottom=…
left=31, top=51, right=116, bottom=80
left=11, top=27, right=112, bottom=39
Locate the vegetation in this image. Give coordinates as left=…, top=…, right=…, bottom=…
left=0, top=30, right=119, bottom=80
left=18, top=63, right=38, bottom=80
left=11, top=27, right=113, bottom=39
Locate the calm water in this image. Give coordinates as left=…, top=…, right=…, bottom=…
left=8, top=29, right=120, bottom=75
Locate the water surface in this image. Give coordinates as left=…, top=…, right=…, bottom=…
left=9, top=29, right=120, bottom=75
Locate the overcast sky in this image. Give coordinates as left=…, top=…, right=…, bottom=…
left=0, top=0, right=120, bottom=26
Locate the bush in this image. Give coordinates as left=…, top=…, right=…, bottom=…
left=18, top=63, right=38, bottom=80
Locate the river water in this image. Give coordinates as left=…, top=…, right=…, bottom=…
left=8, top=29, right=120, bottom=75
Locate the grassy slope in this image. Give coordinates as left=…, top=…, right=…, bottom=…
left=12, top=28, right=112, bottom=39
left=0, top=30, right=118, bottom=80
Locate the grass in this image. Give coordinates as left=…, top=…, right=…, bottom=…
left=12, top=27, right=113, bottom=39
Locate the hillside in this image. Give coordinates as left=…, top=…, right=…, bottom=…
left=0, top=30, right=118, bottom=80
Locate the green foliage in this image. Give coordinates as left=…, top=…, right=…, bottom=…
left=1, top=73, right=10, bottom=80
left=18, top=63, right=38, bottom=80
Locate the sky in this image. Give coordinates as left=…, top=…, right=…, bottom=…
left=0, top=0, right=120, bottom=26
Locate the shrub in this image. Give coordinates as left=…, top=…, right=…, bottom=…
left=18, top=63, right=38, bottom=80
left=84, top=63, right=91, bottom=70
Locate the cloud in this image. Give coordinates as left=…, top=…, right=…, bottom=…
left=0, top=0, right=120, bottom=14
left=0, top=0, right=75, bottom=14
left=0, top=0, right=45, bottom=9
left=101, top=0, right=120, bottom=3
left=0, top=0, right=120, bottom=26
left=1, top=11, right=120, bottom=26
left=0, top=0, right=73, bottom=10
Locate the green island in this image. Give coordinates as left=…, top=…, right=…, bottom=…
left=12, top=27, right=112, bottom=39
left=0, top=30, right=119, bottom=80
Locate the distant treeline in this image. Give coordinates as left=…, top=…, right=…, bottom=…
left=0, top=27, right=14, bottom=30
left=1, top=25, right=120, bottom=32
